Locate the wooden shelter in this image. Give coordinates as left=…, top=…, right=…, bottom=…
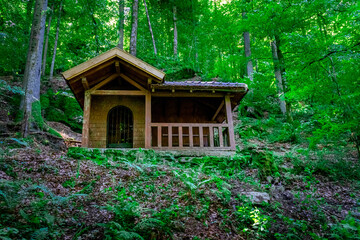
left=62, top=47, right=248, bottom=150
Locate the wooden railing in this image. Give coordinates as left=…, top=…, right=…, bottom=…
left=150, top=123, right=232, bottom=149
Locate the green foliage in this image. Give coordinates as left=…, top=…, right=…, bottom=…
left=41, top=90, right=83, bottom=132
left=31, top=101, right=45, bottom=130
left=291, top=149, right=360, bottom=181
left=328, top=215, right=360, bottom=240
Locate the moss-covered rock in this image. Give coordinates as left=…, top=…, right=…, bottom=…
left=46, top=108, right=67, bottom=123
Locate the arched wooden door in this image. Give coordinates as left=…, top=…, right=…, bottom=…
left=107, top=106, right=133, bottom=148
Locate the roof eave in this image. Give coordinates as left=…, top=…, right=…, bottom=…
left=62, top=47, right=165, bottom=82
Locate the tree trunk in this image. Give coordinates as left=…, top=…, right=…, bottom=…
left=118, top=0, right=125, bottom=49
left=271, top=37, right=292, bottom=122
left=91, top=13, right=99, bottom=54
left=42, top=4, right=53, bottom=76
left=242, top=12, right=253, bottom=81
left=33, top=0, right=47, bottom=101
left=173, top=6, right=178, bottom=58
left=49, top=1, right=62, bottom=81
left=271, top=40, right=287, bottom=116
left=143, top=0, right=157, bottom=56
left=22, top=0, right=48, bottom=137
left=130, top=0, right=139, bottom=56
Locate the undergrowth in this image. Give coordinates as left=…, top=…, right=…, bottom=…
left=1, top=145, right=359, bottom=239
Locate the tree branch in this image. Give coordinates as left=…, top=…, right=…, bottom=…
left=303, top=42, right=360, bottom=71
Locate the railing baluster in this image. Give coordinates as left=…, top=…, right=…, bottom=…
left=179, top=126, right=183, bottom=148
left=149, top=123, right=231, bottom=149
left=199, top=126, right=203, bottom=147
left=219, top=126, right=224, bottom=147
left=189, top=126, right=193, bottom=147
left=157, top=126, right=161, bottom=147
left=168, top=126, right=172, bottom=148
left=209, top=126, right=214, bottom=147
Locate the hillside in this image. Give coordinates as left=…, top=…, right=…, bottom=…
left=1, top=76, right=360, bottom=239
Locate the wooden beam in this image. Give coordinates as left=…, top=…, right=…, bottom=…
left=211, top=100, right=224, bottom=121
left=81, top=91, right=91, bottom=147
left=91, top=90, right=146, bottom=95
left=69, top=59, right=117, bottom=84
left=152, top=92, right=228, bottom=98
left=63, top=48, right=165, bottom=81
left=225, top=95, right=236, bottom=150
left=90, top=73, right=119, bottom=92
left=115, top=61, right=120, bottom=74
left=82, top=77, right=89, bottom=90
left=145, top=92, right=151, bottom=148
left=74, top=72, right=114, bottom=95
left=119, top=73, right=148, bottom=91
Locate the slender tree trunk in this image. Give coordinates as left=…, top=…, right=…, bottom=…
left=91, top=14, right=99, bottom=54
left=25, top=0, right=36, bottom=35
left=143, top=0, right=157, bottom=55
left=130, top=0, right=139, bottom=56
left=33, top=0, right=47, bottom=101
left=49, top=1, right=62, bottom=81
left=242, top=12, right=253, bottom=81
left=22, top=0, right=48, bottom=137
left=173, top=6, right=178, bottom=58
left=42, top=4, right=53, bottom=76
left=271, top=37, right=292, bottom=122
left=118, top=0, right=125, bottom=49
left=271, top=40, right=287, bottom=116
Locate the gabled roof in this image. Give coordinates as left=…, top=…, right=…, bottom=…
left=61, top=47, right=166, bottom=107
left=62, top=47, right=165, bottom=81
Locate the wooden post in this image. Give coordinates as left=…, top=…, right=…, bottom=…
left=168, top=126, right=172, bottom=147
left=225, top=95, right=236, bottom=150
left=179, top=126, right=183, bottom=147
left=157, top=126, right=161, bottom=147
left=219, top=126, right=223, bottom=148
left=209, top=126, right=214, bottom=147
left=145, top=92, right=151, bottom=148
left=199, top=126, right=203, bottom=147
left=189, top=126, right=193, bottom=147
left=82, top=91, right=91, bottom=147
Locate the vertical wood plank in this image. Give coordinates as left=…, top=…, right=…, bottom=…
left=209, top=126, right=214, bottom=148
left=157, top=126, right=161, bottom=147
left=179, top=126, right=183, bottom=147
left=189, top=126, right=193, bottom=147
left=82, top=91, right=91, bottom=147
left=145, top=92, right=151, bottom=148
left=199, top=126, right=203, bottom=147
left=168, top=126, right=172, bottom=147
left=219, top=126, right=224, bottom=148
left=225, top=95, right=236, bottom=150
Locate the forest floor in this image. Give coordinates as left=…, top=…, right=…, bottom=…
left=1, top=124, right=360, bottom=239
left=1, top=76, right=360, bottom=239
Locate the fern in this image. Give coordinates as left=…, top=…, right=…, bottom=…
left=115, top=231, right=144, bottom=240
left=30, top=228, right=49, bottom=240
left=133, top=218, right=165, bottom=232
